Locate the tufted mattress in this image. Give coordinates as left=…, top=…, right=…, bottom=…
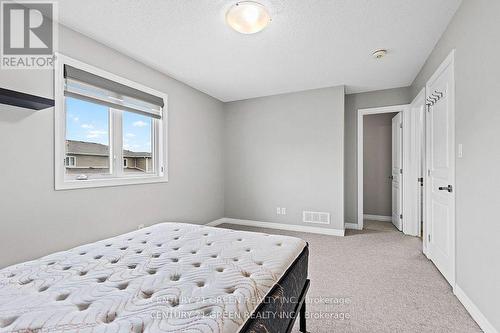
left=0, top=222, right=307, bottom=333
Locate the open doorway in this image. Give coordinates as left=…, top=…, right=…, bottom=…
left=357, top=104, right=417, bottom=233
left=357, top=101, right=426, bottom=238
left=361, top=111, right=400, bottom=230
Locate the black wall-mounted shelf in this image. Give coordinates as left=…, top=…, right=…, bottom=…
left=0, top=87, right=54, bottom=110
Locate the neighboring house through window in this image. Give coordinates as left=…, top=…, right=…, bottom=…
left=54, top=54, right=168, bottom=190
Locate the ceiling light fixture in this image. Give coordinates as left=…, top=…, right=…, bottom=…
left=372, top=49, right=388, bottom=59
left=226, top=1, right=271, bottom=34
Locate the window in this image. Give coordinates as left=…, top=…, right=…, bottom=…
left=55, top=54, right=168, bottom=190
left=65, top=156, right=76, bottom=167
left=65, top=97, right=110, bottom=178
left=123, top=111, right=154, bottom=175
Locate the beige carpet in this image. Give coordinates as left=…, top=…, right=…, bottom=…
left=219, top=221, right=481, bottom=333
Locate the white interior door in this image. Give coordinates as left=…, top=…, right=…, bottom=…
left=391, top=113, right=403, bottom=231
left=425, top=53, right=455, bottom=286
left=417, top=104, right=425, bottom=238
left=404, top=90, right=426, bottom=238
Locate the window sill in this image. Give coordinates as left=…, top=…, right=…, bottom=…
left=55, top=174, right=168, bottom=190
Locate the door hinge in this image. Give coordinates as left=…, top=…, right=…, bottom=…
left=427, top=169, right=431, bottom=176
left=400, top=123, right=403, bottom=129
left=400, top=214, right=403, bottom=219
left=418, top=177, right=424, bottom=186
left=428, top=234, right=431, bottom=242
left=400, top=169, right=403, bottom=174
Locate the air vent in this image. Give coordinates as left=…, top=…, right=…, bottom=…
left=303, top=211, right=330, bottom=225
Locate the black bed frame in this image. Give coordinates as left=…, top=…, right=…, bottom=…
left=240, top=244, right=310, bottom=333
left=288, top=279, right=310, bottom=333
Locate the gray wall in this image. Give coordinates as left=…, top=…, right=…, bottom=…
left=410, top=0, right=500, bottom=330
left=363, top=112, right=398, bottom=217
left=344, top=88, right=412, bottom=224
left=0, top=26, right=225, bottom=268
left=224, top=86, right=345, bottom=230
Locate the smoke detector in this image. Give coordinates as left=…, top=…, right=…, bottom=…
left=372, top=49, right=388, bottom=59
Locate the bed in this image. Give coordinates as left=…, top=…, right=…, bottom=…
left=0, top=223, right=309, bottom=333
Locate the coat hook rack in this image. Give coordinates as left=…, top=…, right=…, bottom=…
left=426, top=90, right=444, bottom=108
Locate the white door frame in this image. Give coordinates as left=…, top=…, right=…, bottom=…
left=357, top=104, right=410, bottom=230
left=408, top=89, right=426, bottom=239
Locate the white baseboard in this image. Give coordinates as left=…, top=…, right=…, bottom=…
left=345, top=223, right=362, bottom=230
left=454, top=285, right=498, bottom=333
left=207, top=218, right=344, bottom=236
left=206, top=219, right=225, bottom=227
left=364, top=214, right=392, bottom=222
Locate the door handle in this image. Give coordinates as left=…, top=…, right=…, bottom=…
left=438, top=185, right=453, bottom=193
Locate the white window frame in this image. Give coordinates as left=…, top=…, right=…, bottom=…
left=54, top=53, right=168, bottom=190
left=65, top=156, right=76, bottom=167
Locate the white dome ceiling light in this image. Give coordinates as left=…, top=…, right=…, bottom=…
left=226, top=1, right=271, bottom=34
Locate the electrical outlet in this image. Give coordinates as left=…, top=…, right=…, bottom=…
left=276, top=207, right=287, bottom=215
left=137, top=224, right=144, bottom=230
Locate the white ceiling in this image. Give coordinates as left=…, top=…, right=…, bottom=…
left=56, top=0, right=461, bottom=102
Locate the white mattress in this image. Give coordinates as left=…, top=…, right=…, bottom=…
left=0, top=222, right=306, bottom=333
